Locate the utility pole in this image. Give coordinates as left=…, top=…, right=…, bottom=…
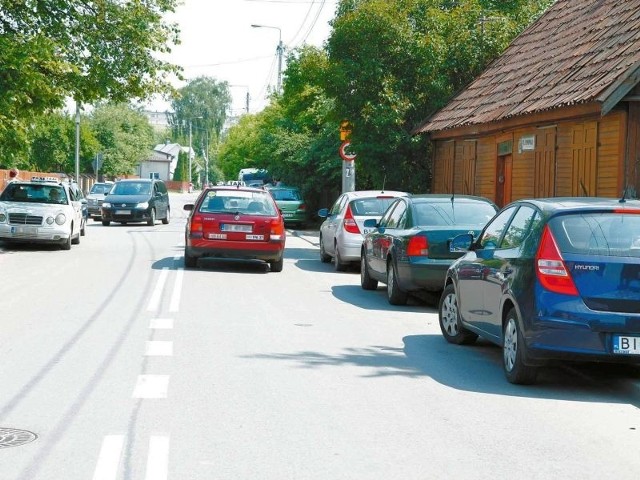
left=75, top=102, right=80, bottom=184
left=251, top=24, right=283, bottom=93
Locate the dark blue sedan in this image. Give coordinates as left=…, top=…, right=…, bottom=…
left=439, top=197, right=640, bottom=384
left=360, top=194, right=498, bottom=305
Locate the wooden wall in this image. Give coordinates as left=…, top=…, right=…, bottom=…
left=430, top=109, right=627, bottom=205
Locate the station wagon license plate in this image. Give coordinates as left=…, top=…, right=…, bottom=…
left=221, top=223, right=252, bottom=232
left=282, top=212, right=293, bottom=217
left=613, top=335, right=640, bottom=354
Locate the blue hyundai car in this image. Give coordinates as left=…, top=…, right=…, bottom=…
left=439, top=197, right=640, bottom=384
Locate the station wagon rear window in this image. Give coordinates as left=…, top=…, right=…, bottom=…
left=199, top=191, right=277, bottom=216
left=550, top=212, right=640, bottom=257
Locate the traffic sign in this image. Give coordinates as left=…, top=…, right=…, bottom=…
left=339, top=141, right=357, bottom=162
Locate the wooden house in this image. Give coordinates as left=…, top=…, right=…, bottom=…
left=414, top=0, right=640, bottom=207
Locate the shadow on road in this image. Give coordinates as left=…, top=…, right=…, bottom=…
left=243, top=333, right=640, bottom=406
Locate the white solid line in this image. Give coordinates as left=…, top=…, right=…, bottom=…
left=145, top=435, right=170, bottom=480
left=92, top=435, right=125, bottom=480
left=147, top=268, right=169, bottom=312
left=149, top=318, right=174, bottom=329
left=169, top=268, right=184, bottom=312
left=132, top=375, right=170, bottom=399
left=145, top=341, right=173, bottom=356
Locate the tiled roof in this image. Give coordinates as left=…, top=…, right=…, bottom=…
left=415, top=0, right=640, bottom=134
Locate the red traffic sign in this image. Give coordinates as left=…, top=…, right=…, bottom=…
left=339, top=141, right=357, bottom=162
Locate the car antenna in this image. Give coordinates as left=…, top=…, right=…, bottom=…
left=381, top=175, right=386, bottom=193
left=620, top=186, right=628, bottom=204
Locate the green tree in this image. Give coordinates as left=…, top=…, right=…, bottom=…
left=88, top=103, right=155, bottom=177
left=28, top=112, right=100, bottom=175
left=324, top=0, right=552, bottom=192
left=0, top=0, right=181, bottom=158
left=169, top=77, right=232, bottom=184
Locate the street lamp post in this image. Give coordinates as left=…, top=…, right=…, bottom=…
left=251, top=24, right=283, bottom=93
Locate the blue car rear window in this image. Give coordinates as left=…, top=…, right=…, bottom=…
left=550, top=213, right=640, bottom=257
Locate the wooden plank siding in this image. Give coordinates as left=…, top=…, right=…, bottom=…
left=628, top=103, right=640, bottom=197
left=430, top=109, right=631, bottom=202
left=534, top=127, right=557, bottom=198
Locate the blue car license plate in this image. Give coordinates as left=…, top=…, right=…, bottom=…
left=613, top=335, right=640, bottom=354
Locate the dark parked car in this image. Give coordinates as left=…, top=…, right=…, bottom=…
left=183, top=185, right=286, bottom=271
left=101, top=178, right=170, bottom=226
left=439, top=197, right=640, bottom=384
left=360, top=194, right=498, bottom=305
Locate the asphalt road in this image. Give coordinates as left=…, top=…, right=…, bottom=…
left=1, top=191, right=639, bottom=480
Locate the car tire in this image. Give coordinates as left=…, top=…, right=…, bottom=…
left=503, top=308, right=538, bottom=385
left=334, top=244, right=347, bottom=272
left=319, top=235, right=331, bottom=263
left=147, top=209, right=156, bottom=226
left=72, top=230, right=80, bottom=245
left=438, top=283, right=478, bottom=345
left=102, top=220, right=110, bottom=226
left=360, top=254, right=378, bottom=290
left=162, top=207, right=170, bottom=225
left=270, top=255, right=284, bottom=272
left=386, top=260, right=408, bottom=305
left=80, top=219, right=86, bottom=236
left=184, top=251, right=197, bottom=268
left=61, top=235, right=72, bottom=250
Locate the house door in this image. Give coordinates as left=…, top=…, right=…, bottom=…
left=496, top=154, right=512, bottom=207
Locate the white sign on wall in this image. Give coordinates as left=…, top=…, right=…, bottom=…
left=519, top=135, right=536, bottom=153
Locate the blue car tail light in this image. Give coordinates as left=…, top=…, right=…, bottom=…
left=535, top=225, right=579, bottom=296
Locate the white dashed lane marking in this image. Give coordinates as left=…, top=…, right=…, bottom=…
left=132, top=375, right=169, bottom=399
left=92, top=435, right=125, bottom=480
left=145, top=341, right=173, bottom=356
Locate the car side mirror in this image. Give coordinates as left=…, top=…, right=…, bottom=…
left=450, top=233, right=474, bottom=252
left=317, top=208, right=329, bottom=218
left=184, top=204, right=194, bottom=211
left=363, top=218, right=378, bottom=228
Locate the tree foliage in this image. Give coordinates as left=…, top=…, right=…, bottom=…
left=0, top=0, right=181, bottom=157
left=87, top=104, right=155, bottom=177
left=168, top=77, right=232, bottom=183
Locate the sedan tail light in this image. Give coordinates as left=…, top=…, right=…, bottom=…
left=270, top=218, right=285, bottom=241
left=298, top=203, right=306, bottom=211
left=343, top=204, right=361, bottom=234
left=535, top=225, right=578, bottom=296
left=407, top=235, right=429, bottom=257
left=191, top=214, right=203, bottom=234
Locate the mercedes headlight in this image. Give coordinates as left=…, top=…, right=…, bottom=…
left=55, top=213, right=66, bottom=225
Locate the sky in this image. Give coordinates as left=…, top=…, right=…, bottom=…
left=146, top=0, right=338, bottom=115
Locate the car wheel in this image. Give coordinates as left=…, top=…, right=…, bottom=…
left=334, top=244, right=347, bottom=272
left=270, top=255, right=284, bottom=272
left=438, top=283, right=478, bottom=345
left=162, top=207, right=170, bottom=225
left=319, top=235, right=331, bottom=263
left=184, top=251, right=197, bottom=268
left=61, top=234, right=72, bottom=250
left=386, top=260, right=408, bottom=305
left=102, top=220, right=110, bottom=226
left=72, top=231, right=80, bottom=245
left=360, top=254, right=378, bottom=290
left=503, top=308, right=538, bottom=385
left=147, top=209, right=156, bottom=226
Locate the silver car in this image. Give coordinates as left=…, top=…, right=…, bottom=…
left=0, top=177, right=85, bottom=250
left=86, top=181, right=114, bottom=220
left=318, top=190, right=408, bottom=271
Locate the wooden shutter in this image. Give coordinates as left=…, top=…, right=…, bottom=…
left=462, top=141, right=476, bottom=195
left=534, top=128, right=556, bottom=198
left=571, top=122, right=597, bottom=196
